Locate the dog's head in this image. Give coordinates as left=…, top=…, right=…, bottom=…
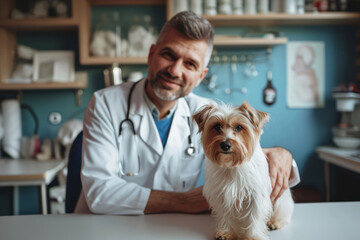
left=193, top=102, right=269, bottom=168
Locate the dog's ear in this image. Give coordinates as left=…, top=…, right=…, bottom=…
left=237, top=102, right=270, bottom=130
left=192, top=104, right=215, bottom=132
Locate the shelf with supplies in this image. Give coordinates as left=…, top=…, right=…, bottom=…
left=201, top=12, right=360, bottom=26
left=0, top=0, right=80, bottom=31
left=0, top=72, right=88, bottom=106
left=214, top=35, right=288, bottom=47
left=0, top=0, right=359, bottom=71
left=0, top=0, right=80, bottom=88
left=78, top=0, right=166, bottom=65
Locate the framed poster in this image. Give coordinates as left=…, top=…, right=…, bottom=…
left=287, top=42, right=325, bottom=108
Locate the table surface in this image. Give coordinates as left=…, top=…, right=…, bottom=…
left=0, top=202, right=359, bottom=240
left=316, top=146, right=360, bottom=173
left=0, top=159, right=65, bottom=183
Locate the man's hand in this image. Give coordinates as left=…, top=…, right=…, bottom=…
left=263, top=147, right=292, bottom=203
left=144, top=186, right=209, bottom=214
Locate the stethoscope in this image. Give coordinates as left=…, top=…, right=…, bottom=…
left=118, top=80, right=196, bottom=177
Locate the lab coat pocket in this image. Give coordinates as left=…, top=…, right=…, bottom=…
left=117, top=122, right=140, bottom=177
left=181, top=169, right=201, bottom=191
left=180, top=152, right=204, bottom=191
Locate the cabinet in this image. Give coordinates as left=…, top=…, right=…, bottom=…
left=0, top=0, right=360, bottom=80
left=78, top=0, right=166, bottom=65
left=0, top=0, right=87, bottom=93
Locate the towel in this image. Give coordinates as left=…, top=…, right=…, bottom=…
left=2, top=99, right=22, bottom=159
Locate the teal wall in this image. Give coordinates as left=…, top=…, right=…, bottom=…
left=0, top=7, right=358, bottom=215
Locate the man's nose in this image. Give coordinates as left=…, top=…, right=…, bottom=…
left=167, top=59, right=182, bottom=78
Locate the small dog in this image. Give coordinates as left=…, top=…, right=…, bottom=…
left=193, top=102, right=294, bottom=240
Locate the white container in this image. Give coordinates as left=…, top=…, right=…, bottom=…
left=204, top=0, right=217, bottom=15
left=219, top=0, right=232, bottom=14
left=173, top=0, right=189, bottom=14
left=285, top=0, right=297, bottom=14
left=190, top=0, right=203, bottom=15
left=244, top=0, right=256, bottom=14
left=296, top=0, right=305, bottom=14
left=128, top=71, right=144, bottom=82
left=233, top=0, right=243, bottom=14
left=258, top=0, right=269, bottom=13
left=332, top=92, right=360, bottom=112
left=271, top=0, right=284, bottom=12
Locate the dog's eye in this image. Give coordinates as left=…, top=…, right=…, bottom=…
left=234, top=125, right=243, bottom=132
left=214, top=124, right=222, bottom=132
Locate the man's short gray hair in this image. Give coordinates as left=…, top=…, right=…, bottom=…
left=157, top=11, right=214, bottom=67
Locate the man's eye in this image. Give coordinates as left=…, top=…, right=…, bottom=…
left=162, top=52, right=175, bottom=60
left=214, top=124, right=221, bottom=132
left=234, top=125, right=243, bottom=132
left=186, top=62, right=196, bottom=69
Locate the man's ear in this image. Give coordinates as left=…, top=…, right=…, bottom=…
left=192, top=104, right=214, bottom=132
left=237, top=102, right=270, bottom=131
left=195, top=68, right=208, bottom=87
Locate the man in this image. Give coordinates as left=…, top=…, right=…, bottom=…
left=75, top=11, right=300, bottom=215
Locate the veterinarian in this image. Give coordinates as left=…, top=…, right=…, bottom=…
left=75, top=11, right=300, bottom=215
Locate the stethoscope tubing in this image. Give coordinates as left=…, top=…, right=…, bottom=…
left=118, top=80, right=196, bottom=176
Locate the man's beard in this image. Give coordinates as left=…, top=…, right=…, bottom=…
left=149, top=71, right=185, bottom=101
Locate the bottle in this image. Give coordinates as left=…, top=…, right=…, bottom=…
left=263, top=71, right=276, bottom=106
left=219, top=0, right=232, bottom=14
left=190, top=0, right=203, bottom=15
left=233, top=0, right=244, bottom=14
left=244, top=0, right=257, bottom=14
left=258, top=0, right=269, bottom=13
left=204, top=0, right=217, bottom=15
left=285, top=0, right=297, bottom=14
left=173, top=0, right=189, bottom=13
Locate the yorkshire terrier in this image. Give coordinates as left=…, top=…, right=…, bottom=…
left=193, top=102, right=294, bottom=240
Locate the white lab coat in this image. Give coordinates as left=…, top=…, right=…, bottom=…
left=75, top=79, right=209, bottom=215
left=75, top=78, right=301, bottom=215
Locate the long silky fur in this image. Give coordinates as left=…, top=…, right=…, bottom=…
left=203, top=143, right=272, bottom=239
left=196, top=102, right=294, bottom=240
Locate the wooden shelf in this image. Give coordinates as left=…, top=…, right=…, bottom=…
left=0, top=18, right=79, bottom=31
left=80, top=37, right=287, bottom=65
left=78, top=0, right=168, bottom=65
left=0, top=82, right=86, bottom=91
left=0, top=72, right=88, bottom=90
left=0, top=0, right=80, bottom=31
left=214, top=36, right=287, bottom=47
left=81, top=56, right=148, bottom=65
left=89, top=0, right=165, bottom=5
left=203, top=12, right=360, bottom=26
left=0, top=72, right=88, bottom=106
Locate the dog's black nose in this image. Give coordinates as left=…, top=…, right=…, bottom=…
left=220, top=141, right=231, bottom=151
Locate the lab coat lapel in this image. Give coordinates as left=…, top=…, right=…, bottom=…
left=129, top=79, right=163, bottom=156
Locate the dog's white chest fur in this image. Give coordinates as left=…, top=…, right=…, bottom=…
left=203, top=144, right=273, bottom=239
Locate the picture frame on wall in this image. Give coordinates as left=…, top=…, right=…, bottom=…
left=287, top=41, right=325, bottom=108
left=33, top=51, right=75, bottom=83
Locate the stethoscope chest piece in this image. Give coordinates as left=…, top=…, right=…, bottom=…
left=186, top=144, right=196, bottom=157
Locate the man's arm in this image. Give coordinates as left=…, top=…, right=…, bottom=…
left=144, top=186, right=209, bottom=214
left=263, top=147, right=299, bottom=203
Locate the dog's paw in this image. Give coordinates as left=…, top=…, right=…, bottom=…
left=215, top=231, right=234, bottom=240
left=267, top=219, right=288, bottom=230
